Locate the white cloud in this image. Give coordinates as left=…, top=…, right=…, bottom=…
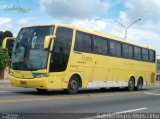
left=0, top=17, right=12, bottom=31
left=0, top=17, right=31, bottom=37
left=71, top=18, right=160, bottom=55
left=40, top=0, right=110, bottom=19
left=71, top=19, right=107, bottom=31
left=16, top=18, right=30, bottom=26
left=1, top=0, right=160, bottom=56
left=12, top=18, right=31, bottom=36
left=117, top=0, right=160, bottom=54
left=124, top=0, right=160, bottom=23
left=69, top=0, right=160, bottom=56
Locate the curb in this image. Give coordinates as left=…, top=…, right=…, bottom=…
left=0, top=79, right=10, bottom=85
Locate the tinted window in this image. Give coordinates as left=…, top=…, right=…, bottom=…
left=93, top=36, right=102, bottom=53
left=149, top=50, right=155, bottom=62
left=128, top=45, right=133, bottom=58
left=50, top=27, right=73, bottom=72
left=74, top=31, right=92, bottom=52
left=122, top=44, right=129, bottom=58
left=74, top=31, right=155, bottom=63
left=134, top=46, right=142, bottom=60
left=83, top=34, right=92, bottom=52
left=101, top=38, right=108, bottom=55
left=116, top=42, right=122, bottom=57
left=142, top=49, right=149, bottom=61
left=74, top=32, right=83, bottom=51
left=109, top=41, right=121, bottom=57
left=109, top=41, right=116, bottom=55
left=122, top=44, right=133, bottom=59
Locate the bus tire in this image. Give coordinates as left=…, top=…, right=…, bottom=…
left=127, top=77, right=135, bottom=91
left=36, top=89, right=48, bottom=93
left=67, top=75, right=79, bottom=94
left=135, top=78, right=143, bottom=91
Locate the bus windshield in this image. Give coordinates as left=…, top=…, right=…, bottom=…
left=11, top=26, right=54, bottom=70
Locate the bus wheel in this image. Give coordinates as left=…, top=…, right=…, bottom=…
left=136, top=78, right=143, bottom=91
left=127, top=77, right=135, bottom=91
left=67, top=76, right=79, bottom=94
left=36, top=89, right=48, bottom=93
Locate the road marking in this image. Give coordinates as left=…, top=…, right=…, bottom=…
left=0, top=91, right=144, bottom=104
left=144, top=91, right=160, bottom=96
left=112, top=107, right=148, bottom=114
left=82, top=107, right=148, bottom=119
left=0, top=91, right=10, bottom=93
left=0, top=90, right=159, bottom=104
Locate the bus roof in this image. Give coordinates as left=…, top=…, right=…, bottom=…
left=22, top=24, right=155, bottom=50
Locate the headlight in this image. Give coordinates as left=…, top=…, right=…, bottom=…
left=32, top=72, right=48, bottom=78
left=10, top=72, right=14, bottom=76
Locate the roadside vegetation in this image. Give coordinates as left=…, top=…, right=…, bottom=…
left=0, top=31, right=13, bottom=78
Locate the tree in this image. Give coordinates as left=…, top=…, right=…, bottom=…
left=0, top=31, right=4, bottom=46
left=0, top=31, right=13, bottom=46
left=0, top=47, right=9, bottom=72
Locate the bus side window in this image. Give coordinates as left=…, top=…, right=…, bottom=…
left=50, top=27, right=73, bottom=72
left=149, top=50, right=155, bottom=62
left=142, top=48, right=149, bottom=61
left=122, top=44, right=129, bottom=58
left=101, top=38, right=108, bottom=55
left=134, top=46, right=142, bottom=60
left=109, top=40, right=116, bottom=56
left=83, top=34, right=92, bottom=52
left=122, top=44, right=133, bottom=59
left=93, top=36, right=102, bottom=54
left=128, top=45, right=133, bottom=59
left=109, top=41, right=121, bottom=57
left=116, top=42, right=122, bottom=57
left=74, top=31, right=83, bottom=52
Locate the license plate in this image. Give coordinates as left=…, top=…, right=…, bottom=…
left=20, top=81, right=27, bottom=85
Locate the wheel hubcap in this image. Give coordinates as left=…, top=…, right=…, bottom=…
left=129, top=80, right=134, bottom=89
left=138, top=80, right=142, bottom=89
left=71, top=80, right=77, bottom=90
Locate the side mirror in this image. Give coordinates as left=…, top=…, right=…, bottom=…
left=44, top=35, right=56, bottom=49
left=2, top=37, right=15, bottom=50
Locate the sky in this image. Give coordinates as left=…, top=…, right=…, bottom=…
left=0, top=0, right=160, bottom=57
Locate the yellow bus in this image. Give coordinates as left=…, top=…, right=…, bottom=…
left=3, top=24, right=156, bottom=94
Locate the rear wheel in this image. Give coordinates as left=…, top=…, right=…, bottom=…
left=67, top=76, right=79, bottom=94
left=36, top=89, right=48, bottom=93
left=135, top=78, right=143, bottom=91
left=127, top=77, right=135, bottom=91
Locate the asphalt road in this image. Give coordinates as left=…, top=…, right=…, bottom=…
left=0, top=84, right=160, bottom=119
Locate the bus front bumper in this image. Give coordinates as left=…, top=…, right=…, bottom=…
left=10, top=76, right=50, bottom=89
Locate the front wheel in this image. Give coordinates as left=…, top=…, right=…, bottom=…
left=67, top=76, right=79, bottom=94
left=127, top=77, right=135, bottom=91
